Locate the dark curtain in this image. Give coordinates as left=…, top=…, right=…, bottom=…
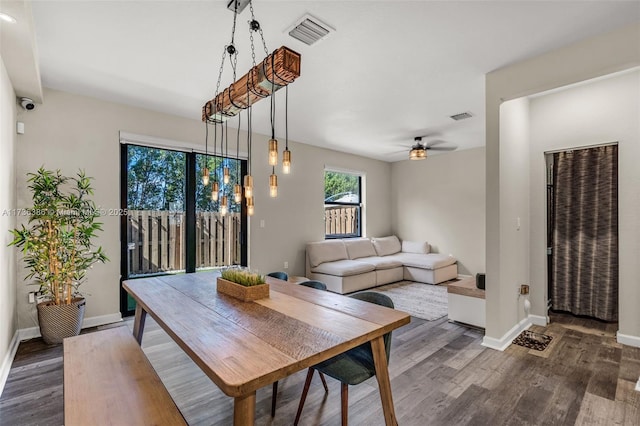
left=551, top=145, right=618, bottom=321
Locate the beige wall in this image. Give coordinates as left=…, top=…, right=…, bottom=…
left=14, top=88, right=391, bottom=329
left=485, top=23, right=640, bottom=343
left=529, top=70, right=640, bottom=335
left=390, top=147, right=485, bottom=276
left=0, top=56, right=18, bottom=380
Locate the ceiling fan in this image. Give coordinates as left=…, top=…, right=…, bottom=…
left=408, top=136, right=457, bottom=160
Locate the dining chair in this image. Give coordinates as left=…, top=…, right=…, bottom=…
left=293, top=292, right=394, bottom=426
left=267, top=271, right=289, bottom=281
left=299, top=280, right=327, bottom=290
left=270, top=279, right=329, bottom=417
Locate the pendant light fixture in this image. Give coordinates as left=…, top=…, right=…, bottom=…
left=223, top=121, right=230, bottom=184
left=201, top=0, right=302, bottom=215
left=220, top=195, right=228, bottom=216
left=282, top=86, right=291, bottom=174
left=269, top=167, right=278, bottom=198
left=234, top=114, right=242, bottom=203
left=211, top=118, right=219, bottom=201
left=202, top=123, right=210, bottom=185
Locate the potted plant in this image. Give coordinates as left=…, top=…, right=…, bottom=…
left=10, top=168, right=108, bottom=344
left=217, top=267, right=269, bottom=301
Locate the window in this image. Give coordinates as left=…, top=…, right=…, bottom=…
left=120, top=144, right=247, bottom=315
left=324, top=170, right=361, bottom=238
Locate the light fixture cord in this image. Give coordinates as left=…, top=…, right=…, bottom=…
left=213, top=115, right=218, bottom=183
left=285, top=85, right=288, bottom=150
left=236, top=114, right=241, bottom=181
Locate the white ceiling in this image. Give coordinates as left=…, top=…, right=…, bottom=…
left=16, top=1, right=640, bottom=161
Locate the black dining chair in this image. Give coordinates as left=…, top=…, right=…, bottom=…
left=270, top=279, right=329, bottom=417
left=267, top=271, right=288, bottom=281
left=293, top=292, right=394, bottom=426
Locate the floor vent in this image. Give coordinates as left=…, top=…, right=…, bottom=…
left=288, top=14, right=334, bottom=46
left=450, top=112, right=474, bottom=121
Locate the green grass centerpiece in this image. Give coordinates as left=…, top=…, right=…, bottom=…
left=217, top=267, right=269, bottom=301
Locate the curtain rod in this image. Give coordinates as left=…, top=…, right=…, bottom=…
left=544, top=141, right=618, bottom=155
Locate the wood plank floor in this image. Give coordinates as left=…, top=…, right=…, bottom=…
left=1, top=312, right=639, bottom=425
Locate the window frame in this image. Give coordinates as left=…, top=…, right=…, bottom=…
left=323, top=169, right=363, bottom=239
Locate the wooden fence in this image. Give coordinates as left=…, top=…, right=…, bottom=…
left=324, top=205, right=359, bottom=237
left=127, top=210, right=241, bottom=276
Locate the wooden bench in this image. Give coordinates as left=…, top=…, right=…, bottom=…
left=447, top=276, right=486, bottom=328
left=63, top=326, right=186, bottom=426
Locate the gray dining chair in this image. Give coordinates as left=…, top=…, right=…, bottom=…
left=293, top=292, right=394, bottom=426
left=267, top=271, right=288, bottom=281
left=299, top=280, right=327, bottom=290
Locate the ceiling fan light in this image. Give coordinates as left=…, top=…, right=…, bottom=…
left=409, top=147, right=426, bottom=160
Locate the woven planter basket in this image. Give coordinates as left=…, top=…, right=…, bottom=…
left=36, top=297, right=86, bottom=345
left=217, top=277, right=269, bottom=301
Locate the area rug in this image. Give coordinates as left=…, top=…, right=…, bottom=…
left=513, top=330, right=553, bottom=351
left=364, top=281, right=448, bottom=321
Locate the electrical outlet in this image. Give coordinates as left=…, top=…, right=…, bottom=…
left=284, top=261, right=289, bottom=269
left=28, top=292, right=35, bottom=304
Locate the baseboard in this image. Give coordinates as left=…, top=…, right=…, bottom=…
left=18, top=312, right=123, bottom=341
left=528, top=314, right=548, bottom=326
left=482, top=317, right=531, bottom=351
left=0, top=330, right=21, bottom=397
left=617, top=331, right=640, bottom=348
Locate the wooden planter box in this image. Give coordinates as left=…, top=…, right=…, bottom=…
left=216, top=277, right=269, bottom=302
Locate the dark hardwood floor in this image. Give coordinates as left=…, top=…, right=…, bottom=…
left=1, top=312, right=638, bottom=425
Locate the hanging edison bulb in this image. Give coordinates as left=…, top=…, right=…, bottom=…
left=269, top=172, right=278, bottom=198
left=282, top=149, right=291, bottom=174
left=211, top=181, right=219, bottom=202
left=244, top=174, right=253, bottom=198
left=234, top=184, right=242, bottom=203
left=223, top=166, right=230, bottom=184
left=246, top=196, right=254, bottom=216
left=220, top=196, right=228, bottom=216
left=202, top=168, right=210, bottom=185
left=268, top=139, right=278, bottom=166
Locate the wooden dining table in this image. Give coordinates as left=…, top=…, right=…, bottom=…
left=123, top=271, right=410, bottom=425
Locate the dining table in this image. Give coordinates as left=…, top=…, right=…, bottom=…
left=123, top=271, right=410, bottom=425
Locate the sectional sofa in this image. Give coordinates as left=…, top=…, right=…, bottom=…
left=305, top=235, right=458, bottom=294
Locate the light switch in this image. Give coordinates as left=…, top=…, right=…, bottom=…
left=260, top=219, right=265, bottom=228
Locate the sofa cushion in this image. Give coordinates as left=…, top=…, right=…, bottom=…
left=307, top=240, right=348, bottom=268
left=353, top=256, right=402, bottom=270
left=344, top=238, right=377, bottom=260
left=391, top=253, right=456, bottom=270
left=371, top=236, right=401, bottom=257
left=311, top=259, right=376, bottom=277
left=402, top=240, right=430, bottom=254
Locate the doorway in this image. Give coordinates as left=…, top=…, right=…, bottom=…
left=546, top=144, right=618, bottom=322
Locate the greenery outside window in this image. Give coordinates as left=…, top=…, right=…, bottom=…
left=324, top=170, right=362, bottom=238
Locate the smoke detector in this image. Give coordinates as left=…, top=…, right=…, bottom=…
left=287, top=14, right=334, bottom=46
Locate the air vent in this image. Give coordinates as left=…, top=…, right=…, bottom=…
left=288, top=14, right=334, bottom=46
left=450, top=112, right=474, bottom=121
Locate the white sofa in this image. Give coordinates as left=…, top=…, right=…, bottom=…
left=305, top=236, right=458, bottom=294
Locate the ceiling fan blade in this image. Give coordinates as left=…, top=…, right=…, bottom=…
left=425, top=139, right=448, bottom=147
left=426, top=145, right=457, bottom=151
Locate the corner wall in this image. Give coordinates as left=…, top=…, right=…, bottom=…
left=485, top=23, right=640, bottom=346
left=15, top=88, right=392, bottom=330
left=0, top=56, right=18, bottom=392
left=390, top=147, right=485, bottom=276
left=529, top=70, right=640, bottom=339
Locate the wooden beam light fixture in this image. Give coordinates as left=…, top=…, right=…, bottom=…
left=202, top=46, right=301, bottom=123
left=201, top=0, right=300, bottom=216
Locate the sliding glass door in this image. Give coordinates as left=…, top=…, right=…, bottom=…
left=120, top=144, right=247, bottom=316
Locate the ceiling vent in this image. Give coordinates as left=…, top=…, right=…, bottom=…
left=287, top=14, right=334, bottom=46
left=450, top=112, right=474, bottom=121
